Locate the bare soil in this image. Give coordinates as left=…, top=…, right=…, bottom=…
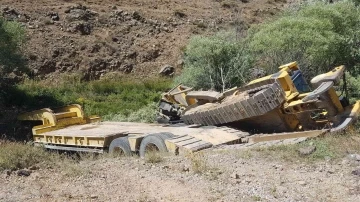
left=1, top=149, right=360, bottom=202
left=1, top=0, right=289, bottom=81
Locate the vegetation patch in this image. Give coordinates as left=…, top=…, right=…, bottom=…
left=144, top=151, right=165, bottom=164
left=11, top=76, right=171, bottom=117
left=174, top=32, right=253, bottom=92
left=0, top=141, right=54, bottom=171
left=246, top=132, right=360, bottom=162
left=247, top=1, right=360, bottom=79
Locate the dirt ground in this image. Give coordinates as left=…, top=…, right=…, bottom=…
left=0, top=0, right=290, bottom=80
left=1, top=148, right=360, bottom=202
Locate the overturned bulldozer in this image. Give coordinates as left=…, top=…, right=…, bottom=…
left=158, top=62, right=360, bottom=134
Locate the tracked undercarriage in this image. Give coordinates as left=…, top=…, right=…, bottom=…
left=159, top=62, right=360, bottom=137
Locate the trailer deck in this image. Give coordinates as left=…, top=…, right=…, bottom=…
left=34, top=121, right=249, bottom=151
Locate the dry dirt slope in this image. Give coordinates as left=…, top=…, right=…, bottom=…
left=1, top=149, right=360, bottom=202
left=1, top=0, right=287, bottom=80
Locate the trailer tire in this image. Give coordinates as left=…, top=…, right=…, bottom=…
left=109, top=137, right=132, bottom=156
left=139, top=133, right=174, bottom=158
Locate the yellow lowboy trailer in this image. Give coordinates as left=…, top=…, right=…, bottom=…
left=18, top=100, right=360, bottom=156
left=17, top=104, right=250, bottom=155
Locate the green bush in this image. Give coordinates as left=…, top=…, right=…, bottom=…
left=247, top=1, right=360, bottom=79
left=0, top=17, right=26, bottom=74
left=0, top=18, right=27, bottom=109
left=175, top=32, right=253, bottom=91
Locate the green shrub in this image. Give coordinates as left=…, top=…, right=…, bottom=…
left=0, top=17, right=26, bottom=74
left=247, top=1, right=360, bottom=79
left=175, top=32, right=253, bottom=91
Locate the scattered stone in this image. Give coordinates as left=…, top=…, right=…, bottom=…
left=182, top=166, right=190, bottom=172
left=89, top=58, right=108, bottom=71
left=112, top=37, right=119, bottom=42
left=75, top=22, right=92, bottom=35
left=90, top=195, right=98, bottom=199
left=159, top=64, right=174, bottom=76
left=324, top=156, right=331, bottom=162
left=132, top=11, right=143, bottom=21
left=348, top=154, right=360, bottom=161
left=48, top=12, right=60, bottom=21
left=4, top=170, right=11, bottom=176
left=126, top=51, right=138, bottom=59
left=176, top=59, right=184, bottom=68
left=52, top=49, right=61, bottom=58
left=65, top=5, right=97, bottom=22
left=90, top=44, right=102, bottom=53
left=120, top=63, right=134, bottom=73
left=298, top=145, right=316, bottom=156
left=140, top=49, right=160, bottom=62
left=298, top=181, right=307, bottom=186
left=29, top=165, right=39, bottom=171
left=174, top=10, right=187, bottom=18
left=2, top=7, right=20, bottom=20
left=17, top=169, right=31, bottom=177
left=35, top=59, right=57, bottom=75
left=351, top=169, right=360, bottom=176
left=230, top=173, right=240, bottom=179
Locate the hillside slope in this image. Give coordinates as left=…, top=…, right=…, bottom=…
left=1, top=0, right=289, bottom=80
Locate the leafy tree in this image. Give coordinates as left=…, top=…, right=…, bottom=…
left=0, top=18, right=26, bottom=109
left=174, top=32, right=253, bottom=92
left=247, top=1, right=360, bottom=79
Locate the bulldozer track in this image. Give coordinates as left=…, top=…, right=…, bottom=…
left=182, top=79, right=285, bottom=126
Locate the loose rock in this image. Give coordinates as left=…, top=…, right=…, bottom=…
left=159, top=64, right=174, bottom=76
left=90, top=195, right=98, bottom=199
left=230, top=173, right=240, bottom=179
left=17, top=169, right=31, bottom=177
left=348, top=154, right=360, bottom=161
left=4, top=170, right=12, bottom=176
left=351, top=169, right=360, bottom=176
left=298, top=145, right=316, bottom=156
left=298, top=181, right=307, bottom=186
left=29, top=165, right=39, bottom=171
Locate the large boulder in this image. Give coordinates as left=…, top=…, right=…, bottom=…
left=159, top=64, right=174, bottom=76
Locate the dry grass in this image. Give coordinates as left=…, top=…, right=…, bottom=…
left=144, top=151, right=165, bottom=164
left=0, top=141, right=56, bottom=171
left=0, top=141, right=91, bottom=177
left=244, top=132, right=360, bottom=162
left=186, top=152, right=209, bottom=174
left=185, top=152, right=222, bottom=179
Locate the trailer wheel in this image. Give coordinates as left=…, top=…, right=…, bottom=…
left=139, top=133, right=174, bottom=158
left=109, top=137, right=132, bottom=156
